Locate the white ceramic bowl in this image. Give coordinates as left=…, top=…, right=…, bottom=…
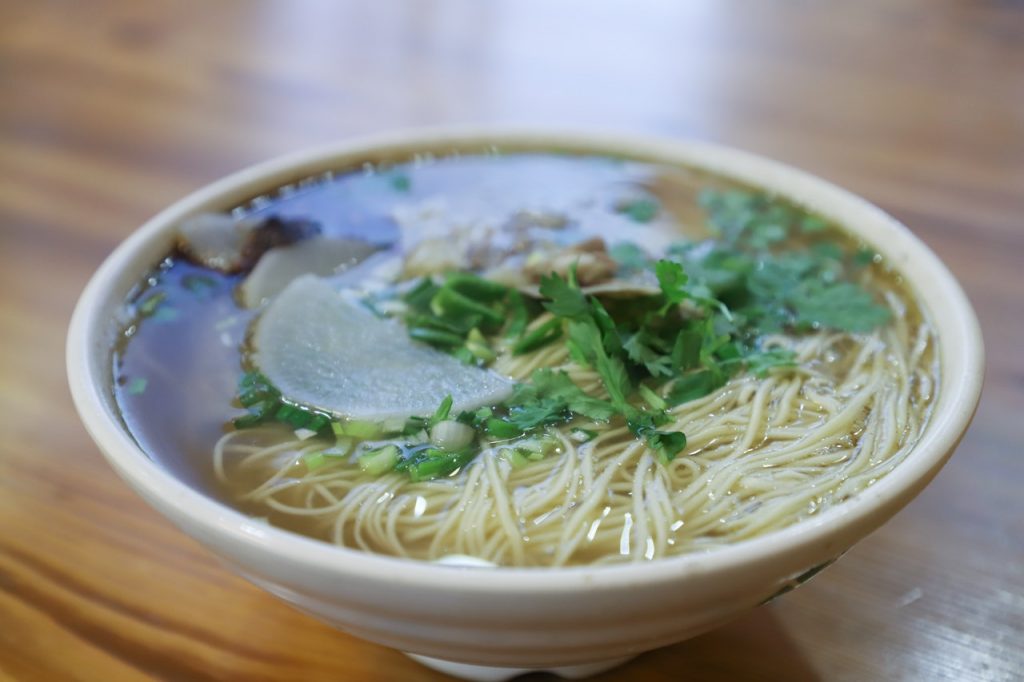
left=67, top=129, right=984, bottom=680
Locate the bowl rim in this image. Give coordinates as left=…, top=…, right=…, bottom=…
left=67, top=126, right=984, bottom=592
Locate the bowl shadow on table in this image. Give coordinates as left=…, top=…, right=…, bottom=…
left=518, top=605, right=821, bottom=682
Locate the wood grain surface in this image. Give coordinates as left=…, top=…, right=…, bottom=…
left=1, top=1, right=1022, bottom=680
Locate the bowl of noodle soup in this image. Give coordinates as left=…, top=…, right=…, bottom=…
left=67, top=128, right=983, bottom=680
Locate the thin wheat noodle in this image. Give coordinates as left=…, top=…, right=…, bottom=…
left=213, top=283, right=937, bottom=567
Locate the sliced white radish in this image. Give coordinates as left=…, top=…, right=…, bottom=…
left=240, top=236, right=379, bottom=308
left=251, top=275, right=514, bottom=421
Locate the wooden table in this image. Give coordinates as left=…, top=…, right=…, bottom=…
left=2, top=1, right=1021, bottom=679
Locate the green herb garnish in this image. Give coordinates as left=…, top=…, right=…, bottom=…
left=182, top=274, right=217, bottom=297
left=232, top=371, right=332, bottom=433
left=126, top=377, right=148, bottom=395
left=396, top=446, right=476, bottom=482
left=138, top=292, right=167, bottom=317
left=389, top=173, right=411, bottom=192
left=359, top=445, right=400, bottom=475
left=231, top=187, right=893, bottom=479
left=150, top=306, right=180, bottom=323
left=609, top=241, right=650, bottom=274
left=616, top=197, right=660, bottom=223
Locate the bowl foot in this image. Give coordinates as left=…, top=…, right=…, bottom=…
left=405, top=653, right=633, bottom=681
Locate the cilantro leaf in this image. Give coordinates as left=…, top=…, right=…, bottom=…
left=698, top=189, right=762, bottom=244
left=667, top=242, right=753, bottom=296
left=747, top=221, right=788, bottom=249
left=565, top=319, right=632, bottom=409
left=670, top=329, right=702, bottom=372
left=623, top=329, right=674, bottom=377
left=646, top=430, right=688, bottom=461
left=666, top=368, right=729, bottom=406
left=506, top=401, right=566, bottom=431
left=539, top=272, right=590, bottom=320
left=594, top=351, right=632, bottom=410
left=626, top=410, right=686, bottom=461
left=740, top=249, right=890, bottom=335
left=792, top=281, right=891, bottom=332
left=395, top=188, right=897, bottom=476
left=655, top=259, right=690, bottom=311
left=506, top=369, right=616, bottom=430
left=536, top=372, right=618, bottom=422
left=853, top=248, right=877, bottom=267
left=745, top=348, right=797, bottom=377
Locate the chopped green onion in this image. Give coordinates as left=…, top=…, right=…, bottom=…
left=302, top=451, right=329, bottom=471
left=409, top=326, right=465, bottom=348
left=570, top=427, right=598, bottom=442
left=512, top=318, right=563, bottom=355
left=429, top=420, right=475, bottom=450
left=518, top=436, right=559, bottom=459
left=465, top=327, right=496, bottom=362
left=232, top=372, right=330, bottom=433
left=403, top=447, right=476, bottom=482
left=240, top=371, right=267, bottom=389
left=306, top=414, right=329, bottom=433
left=275, top=404, right=298, bottom=422
left=430, top=286, right=504, bottom=327
left=359, top=444, right=400, bottom=475
left=303, top=439, right=353, bottom=472
left=470, top=406, right=493, bottom=423
left=334, top=420, right=383, bottom=439
left=444, top=273, right=510, bottom=301
left=401, top=416, right=428, bottom=437
left=504, top=448, right=531, bottom=469
left=486, top=418, right=523, bottom=440
left=325, top=438, right=354, bottom=457
left=428, top=395, right=454, bottom=427
left=239, top=389, right=269, bottom=407
left=504, top=290, right=529, bottom=339
left=452, top=347, right=477, bottom=364
left=232, top=410, right=266, bottom=429
left=403, top=278, right=440, bottom=310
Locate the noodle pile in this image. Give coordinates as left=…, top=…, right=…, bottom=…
left=213, top=282, right=936, bottom=567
